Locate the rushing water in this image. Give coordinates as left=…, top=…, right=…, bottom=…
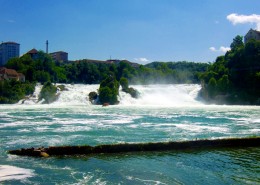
left=0, top=84, right=259, bottom=184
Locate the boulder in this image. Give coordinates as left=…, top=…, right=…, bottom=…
left=88, top=91, right=98, bottom=104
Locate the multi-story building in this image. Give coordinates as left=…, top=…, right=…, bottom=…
left=0, top=42, right=20, bottom=66
left=244, top=29, right=260, bottom=43
left=50, top=51, right=68, bottom=62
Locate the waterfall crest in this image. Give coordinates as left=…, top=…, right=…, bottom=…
left=20, top=84, right=202, bottom=106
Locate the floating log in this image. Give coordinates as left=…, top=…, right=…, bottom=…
left=8, top=137, right=260, bottom=157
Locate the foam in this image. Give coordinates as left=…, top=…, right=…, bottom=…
left=174, top=123, right=229, bottom=133
left=0, top=165, right=34, bottom=182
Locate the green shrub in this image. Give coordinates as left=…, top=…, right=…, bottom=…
left=98, top=75, right=119, bottom=105
left=39, top=82, right=58, bottom=104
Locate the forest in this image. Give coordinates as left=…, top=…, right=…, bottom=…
left=199, top=36, right=260, bottom=105
left=4, top=50, right=209, bottom=85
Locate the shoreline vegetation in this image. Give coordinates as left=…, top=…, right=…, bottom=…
left=8, top=137, right=260, bottom=158
left=0, top=36, right=260, bottom=105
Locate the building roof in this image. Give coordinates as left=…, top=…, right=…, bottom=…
left=27, top=48, right=38, bottom=54
left=0, top=67, right=19, bottom=76
left=246, top=28, right=260, bottom=35
left=50, top=51, right=68, bottom=54
left=1, top=41, right=20, bottom=45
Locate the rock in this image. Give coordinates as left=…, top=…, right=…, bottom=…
left=102, top=103, right=109, bottom=107
left=88, top=91, right=98, bottom=104
left=127, top=87, right=139, bottom=98
left=40, top=152, right=49, bottom=157
left=57, top=85, right=68, bottom=91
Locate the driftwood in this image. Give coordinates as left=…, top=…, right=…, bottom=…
left=8, top=137, right=260, bottom=157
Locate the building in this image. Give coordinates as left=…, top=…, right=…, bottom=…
left=0, top=67, right=25, bottom=82
left=244, top=29, right=260, bottom=43
left=50, top=51, right=68, bottom=62
left=0, top=42, right=20, bottom=66
left=26, top=48, right=39, bottom=60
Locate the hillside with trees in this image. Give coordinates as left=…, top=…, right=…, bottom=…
left=5, top=51, right=209, bottom=85
left=199, top=36, right=260, bottom=105
left=2, top=50, right=209, bottom=104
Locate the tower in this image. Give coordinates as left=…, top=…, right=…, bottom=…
left=46, top=40, right=49, bottom=54
left=0, top=42, right=20, bottom=66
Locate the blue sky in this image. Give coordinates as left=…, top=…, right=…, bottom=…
left=1, top=0, right=260, bottom=64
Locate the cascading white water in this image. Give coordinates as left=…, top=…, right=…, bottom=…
left=119, top=84, right=202, bottom=106
left=19, top=84, right=43, bottom=105
left=53, top=84, right=99, bottom=105
left=20, top=84, right=202, bottom=106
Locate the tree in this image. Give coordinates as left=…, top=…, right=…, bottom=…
left=230, top=35, right=244, bottom=51
left=119, top=77, right=129, bottom=91
left=208, top=77, right=217, bottom=98
left=98, top=75, right=119, bottom=105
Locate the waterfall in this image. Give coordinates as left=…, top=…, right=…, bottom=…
left=119, top=84, right=202, bottom=106
left=20, top=84, right=202, bottom=106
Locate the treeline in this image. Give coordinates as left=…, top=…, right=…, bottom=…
left=6, top=51, right=67, bottom=83
left=5, top=51, right=209, bottom=85
left=145, top=61, right=209, bottom=83
left=199, top=36, right=260, bottom=105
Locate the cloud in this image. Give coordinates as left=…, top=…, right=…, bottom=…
left=134, top=57, right=150, bottom=64
left=227, top=13, right=260, bottom=30
left=209, top=46, right=230, bottom=53
left=209, top=47, right=217, bottom=52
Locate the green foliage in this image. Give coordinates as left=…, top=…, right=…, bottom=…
left=5, top=51, right=68, bottom=84
left=38, top=81, right=58, bottom=104
left=144, top=61, right=209, bottom=84
left=119, top=77, right=129, bottom=91
left=98, top=75, right=119, bottom=105
left=208, top=77, right=217, bottom=98
left=119, top=77, right=139, bottom=98
left=230, top=35, right=244, bottom=51
left=0, top=80, right=35, bottom=104
left=200, top=37, right=260, bottom=105
left=5, top=51, right=209, bottom=85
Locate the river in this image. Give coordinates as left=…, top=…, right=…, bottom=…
left=0, top=84, right=259, bottom=184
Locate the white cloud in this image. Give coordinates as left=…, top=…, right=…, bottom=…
left=134, top=57, right=150, bottom=64
left=209, top=47, right=217, bottom=52
left=219, top=46, right=230, bottom=53
left=209, top=46, right=230, bottom=53
left=227, top=13, right=260, bottom=31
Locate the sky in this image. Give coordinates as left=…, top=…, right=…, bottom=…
left=1, top=0, right=260, bottom=64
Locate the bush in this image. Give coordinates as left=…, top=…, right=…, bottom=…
left=38, top=82, right=58, bottom=104
left=0, top=80, right=35, bottom=104
left=98, top=75, right=119, bottom=105
left=119, top=77, right=129, bottom=91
